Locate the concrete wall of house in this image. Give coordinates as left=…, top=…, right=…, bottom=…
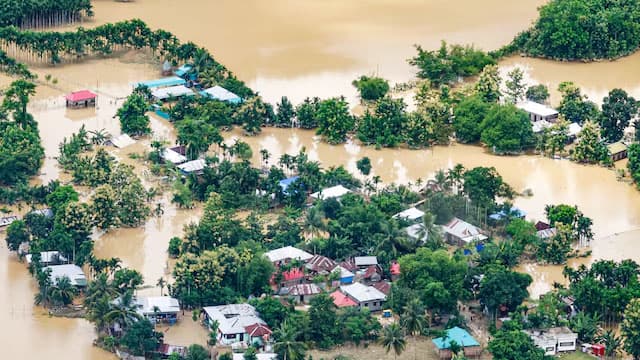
left=358, top=299, right=384, bottom=312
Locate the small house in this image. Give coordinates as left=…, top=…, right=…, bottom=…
left=332, top=266, right=354, bottom=284
left=136, top=76, right=186, bottom=89
left=287, top=283, right=321, bottom=304
left=277, top=267, right=305, bottom=288
left=525, top=327, right=577, bottom=355
left=432, top=327, right=482, bottom=359
left=489, top=207, right=526, bottom=221
left=134, top=296, right=180, bottom=324
left=200, top=85, right=242, bottom=104
left=107, top=134, right=135, bottom=149
left=442, top=218, right=487, bottom=247
left=305, top=254, right=337, bottom=276
left=340, top=283, right=386, bottom=312
left=65, top=90, right=97, bottom=108
left=354, top=256, right=378, bottom=269
left=151, top=85, right=194, bottom=101
left=607, top=141, right=628, bottom=162
left=330, top=290, right=357, bottom=308
left=310, top=185, right=351, bottom=201
left=202, top=304, right=270, bottom=346
left=361, top=265, right=382, bottom=284
left=392, top=207, right=425, bottom=223
left=45, top=264, right=87, bottom=287
left=177, top=159, right=207, bottom=175
left=161, top=147, right=188, bottom=165
left=516, top=101, right=559, bottom=122
left=372, top=281, right=391, bottom=296
left=532, top=120, right=552, bottom=134
left=265, top=246, right=313, bottom=266
left=536, top=227, right=557, bottom=239
left=0, top=215, right=18, bottom=228
left=25, top=251, right=67, bottom=266
left=158, top=343, right=187, bottom=358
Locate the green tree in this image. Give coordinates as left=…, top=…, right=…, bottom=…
left=475, top=65, right=501, bottom=103
left=544, top=118, right=570, bottom=157
left=308, top=293, right=339, bottom=348
left=315, top=97, right=355, bottom=144
left=185, top=344, right=210, bottom=360
left=352, top=75, right=390, bottom=101
left=356, top=157, right=372, bottom=176
left=480, top=104, right=534, bottom=154
left=235, top=97, right=274, bottom=135
left=120, top=318, right=163, bottom=356
left=380, top=323, right=406, bottom=360
left=249, top=296, right=291, bottom=329
left=117, top=93, right=150, bottom=136
left=401, top=298, right=427, bottom=360
left=295, top=97, right=320, bottom=129
left=243, top=347, right=258, bottom=360
left=488, top=329, right=547, bottom=360
left=557, top=82, right=599, bottom=125
left=622, top=298, right=640, bottom=359
left=544, top=204, right=577, bottom=226
left=91, top=184, right=118, bottom=229
left=463, top=166, right=512, bottom=209
left=177, top=117, right=222, bottom=160
left=453, top=95, right=490, bottom=143
left=49, top=276, right=78, bottom=306
left=0, top=122, right=44, bottom=185
left=525, top=84, right=550, bottom=103
left=505, top=67, right=525, bottom=103
left=628, top=143, right=640, bottom=186
left=403, top=111, right=433, bottom=148
left=358, top=96, right=407, bottom=147
left=113, top=268, right=143, bottom=293
left=2, top=79, right=37, bottom=129
left=572, top=121, right=608, bottom=164
left=479, top=267, right=532, bottom=317
left=275, top=96, right=295, bottom=127
left=273, top=320, right=307, bottom=360
left=599, top=88, right=638, bottom=143
left=6, top=220, right=29, bottom=251
left=569, top=312, right=600, bottom=343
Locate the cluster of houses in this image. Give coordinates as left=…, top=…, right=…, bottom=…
left=516, top=100, right=629, bottom=162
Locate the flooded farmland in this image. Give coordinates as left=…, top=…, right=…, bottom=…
left=2, top=0, right=640, bottom=357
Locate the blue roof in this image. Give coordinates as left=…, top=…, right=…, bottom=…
left=199, top=85, right=242, bottom=104
left=279, top=176, right=300, bottom=194
left=489, top=207, right=527, bottom=220
left=136, top=76, right=186, bottom=89
left=432, top=327, right=480, bottom=349
left=174, top=64, right=193, bottom=77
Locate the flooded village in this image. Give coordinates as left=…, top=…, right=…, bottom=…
left=2, top=0, right=640, bottom=359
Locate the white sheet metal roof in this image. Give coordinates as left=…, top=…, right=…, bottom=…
left=45, top=264, right=87, bottom=286
left=203, top=304, right=265, bottom=335
left=178, top=159, right=206, bottom=173
left=532, top=120, right=552, bottom=133
left=333, top=265, right=354, bottom=278
left=151, top=85, right=194, bottom=100
left=392, top=207, right=425, bottom=221
left=162, top=148, right=187, bottom=164
left=354, top=256, right=378, bottom=267
left=516, top=101, right=558, bottom=117
left=202, top=85, right=241, bottom=102
left=340, top=283, right=386, bottom=303
left=135, top=296, right=180, bottom=315
left=442, top=217, right=487, bottom=243
left=109, top=134, right=135, bottom=148
left=264, top=246, right=313, bottom=263
left=310, top=185, right=351, bottom=200
left=568, top=122, right=582, bottom=137
left=25, top=251, right=67, bottom=264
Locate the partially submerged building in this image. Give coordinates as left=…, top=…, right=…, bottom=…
left=339, top=282, right=387, bottom=312
left=432, top=327, right=481, bottom=359
left=524, top=327, right=578, bottom=356
left=66, top=90, right=97, bottom=108
left=25, top=251, right=67, bottom=266
left=200, top=85, right=242, bottom=104
left=310, top=185, right=351, bottom=201
left=608, top=141, right=628, bottom=162
left=177, top=159, right=207, bottom=175
left=442, top=218, right=487, bottom=246
left=45, top=264, right=87, bottom=287
left=516, top=101, right=559, bottom=123
left=134, top=296, right=180, bottom=324
left=202, top=304, right=271, bottom=346
left=264, top=246, right=313, bottom=265
left=151, top=85, right=194, bottom=101
left=136, top=76, right=186, bottom=89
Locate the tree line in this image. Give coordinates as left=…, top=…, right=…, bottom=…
left=0, top=0, right=92, bottom=27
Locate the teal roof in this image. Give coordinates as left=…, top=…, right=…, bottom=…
left=432, top=327, right=480, bottom=349
left=136, top=76, right=186, bottom=89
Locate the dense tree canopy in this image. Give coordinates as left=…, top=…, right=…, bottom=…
left=480, top=104, right=534, bottom=154
left=352, top=75, right=390, bottom=101
left=599, top=88, right=638, bottom=143
left=357, top=97, right=407, bottom=147
left=315, top=97, right=355, bottom=144
left=453, top=95, right=491, bottom=143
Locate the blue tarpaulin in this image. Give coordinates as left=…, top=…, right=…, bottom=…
left=279, top=176, right=300, bottom=195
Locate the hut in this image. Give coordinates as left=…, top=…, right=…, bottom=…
left=607, top=141, right=628, bottom=162
left=65, top=90, right=97, bottom=108
left=432, top=327, right=481, bottom=359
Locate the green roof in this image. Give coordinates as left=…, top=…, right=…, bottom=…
left=432, top=327, right=480, bottom=349
left=607, top=141, right=627, bottom=154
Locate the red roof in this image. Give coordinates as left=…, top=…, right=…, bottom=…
left=66, top=90, right=96, bottom=102
left=245, top=323, right=272, bottom=337
left=373, top=281, right=391, bottom=295
left=306, top=254, right=337, bottom=273
left=363, top=265, right=381, bottom=279
left=390, top=262, right=400, bottom=275
left=535, top=221, right=550, bottom=231
left=283, top=267, right=304, bottom=281
left=330, top=290, right=357, bottom=307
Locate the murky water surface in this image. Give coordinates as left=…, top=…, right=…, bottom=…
left=3, top=0, right=640, bottom=356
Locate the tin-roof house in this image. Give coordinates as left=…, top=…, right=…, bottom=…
left=442, top=218, right=487, bottom=246
left=202, top=304, right=270, bottom=346
left=432, top=327, right=481, bottom=359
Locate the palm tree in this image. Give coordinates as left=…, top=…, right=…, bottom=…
left=86, top=294, right=113, bottom=334
left=597, top=330, right=622, bottom=359
left=303, top=207, right=324, bottom=241
left=49, top=276, right=78, bottom=306
left=85, top=273, right=118, bottom=309
left=260, top=148, right=271, bottom=168
left=447, top=164, right=465, bottom=194
left=105, top=290, right=142, bottom=329
left=273, top=320, right=306, bottom=360
left=380, top=323, right=407, bottom=360
left=157, top=277, right=166, bottom=296
left=434, top=170, right=451, bottom=192
left=415, top=212, right=444, bottom=249
left=401, top=299, right=428, bottom=360
left=89, top=128, right=109, bottom=145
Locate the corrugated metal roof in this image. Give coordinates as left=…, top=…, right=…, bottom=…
left=264, top=246, right=313, bottom=263
left=516, top=101, right=558, bottom=117
left=392, top=207, right=425, bottom=221
left=432, top=327, right=480, bottom=349
left=340, top=283, right=386, bottom=303
left=310, top=185, right=351, bottom=200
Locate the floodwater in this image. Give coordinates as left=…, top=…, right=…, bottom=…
left=3, top=0, right=640, bottom=357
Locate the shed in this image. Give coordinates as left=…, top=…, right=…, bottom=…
left=332, top=266, right=354, bottom=284
left=537, top=227, right=557, bottom=239
left=178, top=159, right=206, bottom=174
left=432, top=327, right=481, bottom=359
left=45, top=264, right=87, bottom=287
left=288, top=283, right=321, bottom=304
left=516, top=101, right=559, bottom=122
left=200, top=85, right=242, bottom=104
left=108, top=134, right=135, bottom=149
left=162, top=148, right=188, bottom=165
left=136, top=76, right=186, bottom=89
left=0, top=215, right=18, bottom=228
left=354, top=256, right=378, bottom=268
left=607, top=141, right=628, bottom=162
left=392, top=207, right=425, bottom=222
left=151, top=85, right=194, bottom=101
left=310, top=185, right=351, bottom=200
left=66, top=90, right=97, bottom=108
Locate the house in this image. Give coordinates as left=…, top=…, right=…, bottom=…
left=340, top=283, right=387, bottom=312
left=151, top=85, right=194, bottom=101
left=200, top=85, right=242, bottom=104
left=390, top=261, right=400, bottom=281
left=392, top=207, right=425, bottom=222
left=264, top=246, right=313, bottom=265
left=372, top=281, right=391, bottom=296
left=535, top=221, right=551, bottom=231
left=108, top=134, right=136, bottom=149
left=202, top=304, right=270, bottom=346
left=525, top=327, right=577, bottom=356
left=516, top=101, right=559, bottom=122
left=354, top=256, right=378, bottom=269
left=134, top=296, right=180, bottom=324
left=0, top=215, right=18, bottom=228
left=161, top=147, right=187, bottom=165
left=65, top=90, right=97, bottom=108
left=537, top=227, right=557, bottom=239
left=361, top=265, right=382, bottom=284
left=45, top=264, right=87, bottom=287
left=310, top=185, right=351, bottom=200
left=305, top=254, right=337, bottom=276
left=277, top=267, right=305, bottom=288
left=330, top=290, right=357, bottom=308
left=432, top=327, right=482, bottom=359
left=442, top=218, right=487, bottom=246
left=608, top=141, right=628, bottom=162
left=287, top=283, right=321, bottom=304
left=177, top=159, right=207, bottom=175
left=332, top=265, right=355, bottom=284
left=25, top=251, right=67, bottom=266
left=136, top=76, right=187, bottom=89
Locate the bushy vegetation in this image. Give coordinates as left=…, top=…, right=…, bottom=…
left=0, top=0, right=92, bottom=27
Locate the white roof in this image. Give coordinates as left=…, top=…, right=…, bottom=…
left=264, top=246, right=313, bottom=263
left=340, top=283, right=386, bottom=303
left=151, top=85, right=194, bottom=100
left=333, top=265, right=354, bottom=278
left=516, top=101, right=558, bottom=117
left=25, top=251, right=67, bottom=264
left=203, top=304, right=265, bottom=335
left=310, top=185, right=351, bottom=200
left=0, top=216, right=18, bottom=227
left=406, top=223, right=428, bottom=241
left=568, top=122, right=582, bottom=137
left=110, top=134, right=135, bottom=148
left=178, top=159, right=206, bottom=173
left=233, top=354, right=276, bottom=360
left=29, top=208, right=54, bottom=218
left=162, top=148, right=187, bottom=164
left=392, top=207, right=425, bottom=221
left=442, top=217, right=487, bottom=243
left=45, top=264, right=87, bottom=286
left=135, top=296, right=180, bottom=315
left=202, top=86, right=240, bottom=102
left=532, top=120, right=551, bottom=133
left=354, top=256, right=378, bottom=267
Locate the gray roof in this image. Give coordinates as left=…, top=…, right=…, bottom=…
left=25, top=251, right=67, bottom=264
left=265, top=246, right=313, bottom=263
left=340, top=283, right=386, bottom=303
left=45, top=264, right=87, bottom=286
left=135, top=296, right=180, bottom=315
left=392, top=207, right=425, bottom=221
left=354, top=256, right=378, bottom=267
left=203, top=304, right=266, bottom=335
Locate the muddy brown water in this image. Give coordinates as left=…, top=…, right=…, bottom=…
left=3, top=0, right=640, bottom=356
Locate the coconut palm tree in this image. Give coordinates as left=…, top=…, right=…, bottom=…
left=89, top=128, right=109, bottom=146
left=85, top=273, right=118, bottom=308
left=434, top=169, right=451, bottom=192
left=157, top=277, right=166, bottom=296
left=303, top=207, right=324, bottom=241
left=273, top=320, right=306, bottom=360
left=49, top=276, right=78, bottom=306
left=105, top=290, right=142, bottom=329
left=446, top=164, right=465, bottom=194
left=380, top=323, right=407, bottom=360
left=260, top=148, right=271, bottom=168
left=401, top=299, right=428, bottom=360
left=86, top=294, right=113, bottom=334
left=415, top=212, right=444, bottom=250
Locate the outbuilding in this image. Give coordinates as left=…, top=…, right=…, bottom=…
left=608, top=141, right=628, bottom=162
left=516, top=101, right=559, bottom=122
left=442, top=218, right=487, bottom=246
left=200, top=85, right=242, bottom=104
left=310, top=185, right=351, bottom=200
left=45, top=264, right=87, bottom=287
left=66, top=90, right=97, bottom=108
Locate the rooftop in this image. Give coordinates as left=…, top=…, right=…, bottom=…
left=432, top=327, right=480, bottom=350
left=516, top=101, right=558, bottom=117
left=392, top=207, right=425, bottom=221
left=151, top=85, right=194, bottom=100
left=178, top=159, right=207, bottom=173
left=135, top=296, right=180, bottom=315
left=66, top=90, right=97, bottom=102
left=288, top=283, right=321, bottom=296
left=310, top=185, right=351, bottom=200
left=203, top=304, right=266, bottom=335
left=330, top=290, right=358, bottom=307
left=25, top=251, right=67, bottom=264
left=607, top=141, right=628, bottom=155
left=109, top=134, right=135, bottom=149
left=442, top=217, right=487, bottom=243
left=332, top=265, right=354, bottom=279
left=200, top=85, right=242, bottom=103
left=568, top=122, right=582, bottom=137
left=279, top=176, right=300, bottom=195
left=265, top=246, right=313, bottom=263
left=340, top=282, right=386, bottom=303
left=45, top=264, right=87, bottom=287
left=136, top=76, right=186, bottom=89
left=162, top=148, right=188, bottom=165
left=305, top=254, right=337, bottom=273
left=354, top=256, right=378, bottom=267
